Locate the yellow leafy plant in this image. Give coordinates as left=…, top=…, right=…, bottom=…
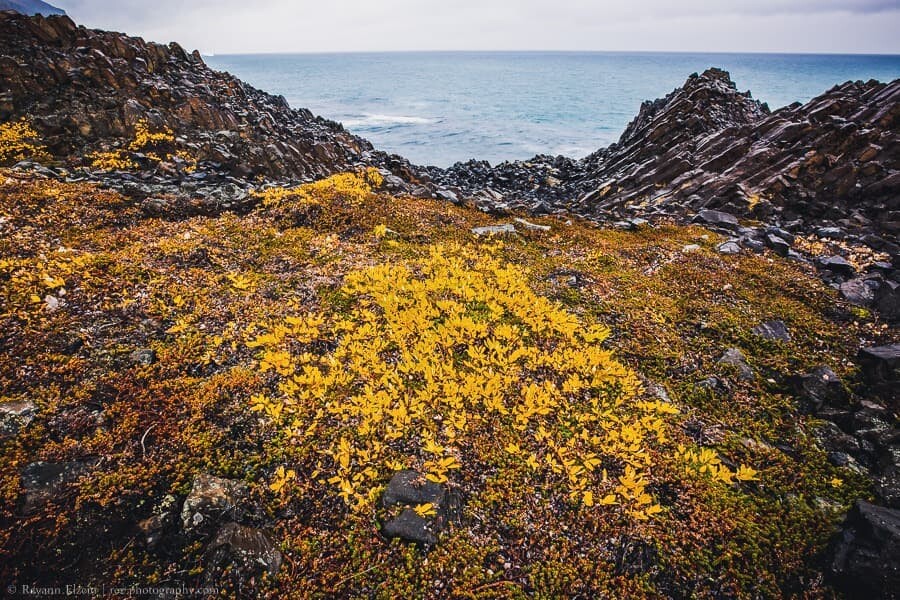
left=0, top=118, right=51, bottom=165
left=246, top=241, right=678, bottom=520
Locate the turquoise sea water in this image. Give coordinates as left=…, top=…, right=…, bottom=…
left=205, top=52, right=900, bottom=168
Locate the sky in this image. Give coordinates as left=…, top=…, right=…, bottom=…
left=52, top=0, right=900, bottom=55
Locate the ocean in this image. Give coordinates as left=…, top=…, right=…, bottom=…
left=205, top=52, right=900, bottom=168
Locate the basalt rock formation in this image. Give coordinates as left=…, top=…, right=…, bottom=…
left=434, top=68, right=900, bottom=239
left=0, top=11, right=417, bottom=183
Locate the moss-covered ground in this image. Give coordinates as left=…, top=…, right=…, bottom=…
left=1, top=168, right=896, bottom=598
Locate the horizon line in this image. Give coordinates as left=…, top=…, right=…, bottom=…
left=203, top=48, right=900, bottom=58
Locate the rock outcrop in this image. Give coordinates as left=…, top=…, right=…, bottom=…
left=0, top=11, right=398, bottom=182
left=434, top=68, right=899, bottom=242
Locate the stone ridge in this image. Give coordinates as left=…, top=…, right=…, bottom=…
left=0, top=11, right=384, bottom=181
left=433, top=69, right=899, bottom=240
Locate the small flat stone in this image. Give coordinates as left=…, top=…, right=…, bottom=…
left=752, top=320, right=791, bottom=342
left=717, top=348, right=754, bottom=381
left=514, top=218, right=550, bottom=232
left=471, top=223, right=515, bottom=237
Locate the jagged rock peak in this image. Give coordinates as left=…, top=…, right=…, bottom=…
left=615, top=67, right=770, bottom=149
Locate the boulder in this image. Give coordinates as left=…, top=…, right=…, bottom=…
left=694, top=209, right=740, bottom=230
left=840, top=278, right=878, bottom=307
left=382, top=470, right=447, bottom=510
left=829, top=501, right=900, bottom=599
left=716, top=240, right=742, bottom=254
left=817, top=256, right=857, bottom=278
left=858, top=344, right=899, bottom=408
left=875, top=279, right=900, bottom=322
left=765, top=233, right=791, bottom=257
left=380, top=470, right=459, bottom=546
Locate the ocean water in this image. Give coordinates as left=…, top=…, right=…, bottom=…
left=205, top=52, right=900, bottom=168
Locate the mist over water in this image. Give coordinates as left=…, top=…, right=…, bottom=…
left=206, top=51, right=900, bottom=168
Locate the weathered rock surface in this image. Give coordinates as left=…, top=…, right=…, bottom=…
left=380, top=470, right=458, bottom=546
left=0, top=11, right=423, bottom=190
left=0, top=399, right=36, bottom=437
left=181, top=473, right=247, bottom=532
left=829, top=500, right=900, bottom=599
left=752, top=320, right=791, bottom=342
left=717, top=348, right=754, bottom=381
left=205, top=522, right=283, bottom=580
left=434, top=69, right=899, bottom=244
left=792, top=366, right=847, bottom=414
left=18, top=460, right=91, bottom=513
left=858, top=344, right=900, bottom=407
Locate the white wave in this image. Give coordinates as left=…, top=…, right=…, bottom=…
left=343, top=113, right=436, bottom=127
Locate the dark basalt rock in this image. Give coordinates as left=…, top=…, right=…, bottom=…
left=382, top=508, right=438, bottom=546
left=693, top=209, right=740, bottom=230
left=828, top=500, right=900, bottom=599
left=380, top=470, right=460, bottom=546
left=858, top=344, right=900, bottom=407
left=717, top=348, right=754, bottom=381
left=875, top=279, right=900, bottom=322
left=752, top=320, right=791, bottom=342
left=205, top=523, right=284, bottom=597
left=818, top=255, right=857, bottom=278
left=382, top=470, right=447, bottom=509
left=840, top=278, right=879, bottom=307
left=0, top=11, right=424, bottom=190
left=432, top=68, right=899, bottom=249
left=792, top=366, right=847, bottom=414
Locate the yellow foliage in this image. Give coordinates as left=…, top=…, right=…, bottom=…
left=89, top=120, right=194, bottom=172
left=0, top=118, right=50, bottom=165
left=251, top=167, right=383, bottom=208
left=676, top=444, right=760, bottom=486
left=246, top=241, right=675, bottom=520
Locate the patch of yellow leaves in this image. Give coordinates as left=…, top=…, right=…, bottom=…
left=246, top=239, right=679, bottom=520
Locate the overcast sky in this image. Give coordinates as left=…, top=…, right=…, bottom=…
left=52, top=0, right=900, bottom=55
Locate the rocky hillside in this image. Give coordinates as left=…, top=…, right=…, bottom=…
left=0, top=11, right=422, bottom=184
